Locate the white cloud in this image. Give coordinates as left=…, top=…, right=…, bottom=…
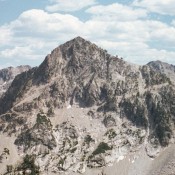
left=1, top=5, right=175, bottom=67
left=84, top=20, right=150, bottom=43
left=46, top=0, right=97, bottom=12
left=96, top=40, right=175, bottom=65
left=0, top=9, right=87, bottom=66
left=0, top=26, right=12, bottom=44
left=12, top=9, right=84, bottom=35
left=85, top=2, right=175, bottom=45
left=0, top=46, right=33, bottom=58
left=133, top=0, right=175, bottom=16
left=85, top=18, right=175, bottom=45
left=86, top=3, right=148, bottom=21
left=172, top=20, right=175, bottom=26
left=84, top=3, right=175, bottom=64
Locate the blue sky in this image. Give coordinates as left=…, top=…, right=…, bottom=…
left=0, top=0, right=175, bottom=68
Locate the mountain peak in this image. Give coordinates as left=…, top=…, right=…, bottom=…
left=71, top=36, right=87, bottom=42
left=147, top=60, right=175, bottom=82
left=59, top=36, right=94, bottom=51
left=59, top=36, right=91, bottom=48
left=1, top=38, right=175, bottom=175
left=35, top=36, right=110, bottom=83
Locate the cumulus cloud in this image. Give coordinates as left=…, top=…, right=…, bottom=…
left=0, top=26, right=12, bottom=44
left=133, top=0, right=175, bottom=16
left=12, top=9, right=84, bottom=36
left=1, top=3, right=175, bottom=67
left=1, top=9, right=84, bottom=37
left=84, top=3, right=175, bottom=64
left=96, top=40, right=175, bottom=65
left=0, top=46, right=33, bottom=58
left=2, top=9, right=89, bottom=41
left=85, top=5, right=175, bottom=45
left=46, top=0, right=97, bottom=12
left=0, top=9, right=86, bottom=64
left=86, top=3, right=148, bottom=21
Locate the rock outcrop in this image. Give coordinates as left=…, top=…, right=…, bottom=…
left=0, top=65, right=31, bottom=98
left=147, top=60, right=175, bottom=82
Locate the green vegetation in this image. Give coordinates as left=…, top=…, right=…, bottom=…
left=92, top=142, right=112, bottom=156
left=141, top=65, right=171, bottom=87
left=105, top=129, right=117, bottom=139
left=36, top=113, right=52, bottom=128
left=120, top=97, right=148, bottom=128
left=6, top=165, right=13, bottom=173
left=145, top=91, right=173, bottom=146
left=81, top=154, right=86, bottom=161
left=87, top=142, right=112, bottom=165
left=47, top=107, right=54, bottom=117
left=58, top=156, right=67, bottom=168
left=17, top=154, right=40, bottom=175
left=39, top=109, right=44, bottom=114
left=58, top=159, right=64, bottom=167
left=4, top=148, right=10, bottom=155
left=36, top=113, right=47, bottom=124
left=84, top=135, right=94, bottom=145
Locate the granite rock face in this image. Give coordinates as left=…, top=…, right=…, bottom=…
left=147, top=60, right=175, bottom=82
left=0, top=65, right=31, bottom=98
left=0, top=37, right=175, bottom=175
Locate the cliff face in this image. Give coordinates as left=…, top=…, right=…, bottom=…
left=0, top=37, right=175, bottom=175
left=147, top=60, right=175, bottom=82
left=0, top=65, right=31, bottom=98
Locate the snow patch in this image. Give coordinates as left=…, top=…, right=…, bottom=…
left=117, top=156, right=124, bottom=162
left=67, top=105, right=72, bottom=109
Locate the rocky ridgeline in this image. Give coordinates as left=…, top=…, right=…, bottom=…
left=0, top=65, right=31, bottom=98
left=0, top=37, right=175, bottom=175
left=147, top=60, right=175, bottom=83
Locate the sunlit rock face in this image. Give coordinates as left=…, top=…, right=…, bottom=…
left=0, top=65, right=31, bottom=98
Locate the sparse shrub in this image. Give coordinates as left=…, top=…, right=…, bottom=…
left=4, top=148, right=10, bottom=155
left=105, top=129, right=117, bottom=139
left=92, top=142, right=112, bottom=156
left=47, top=107, right=54, bottom=117
left=84, top=135, right=94, bottom=144
left=36, top=113, right=51, bottom=127
left=17, top=154, right=40, bottom=175
left=6, top=165, right=13, bottom=173
left=120, top=97, right=148, bottom=128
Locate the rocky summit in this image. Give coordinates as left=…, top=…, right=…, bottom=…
left=0, top=37, right=175, bottom=175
